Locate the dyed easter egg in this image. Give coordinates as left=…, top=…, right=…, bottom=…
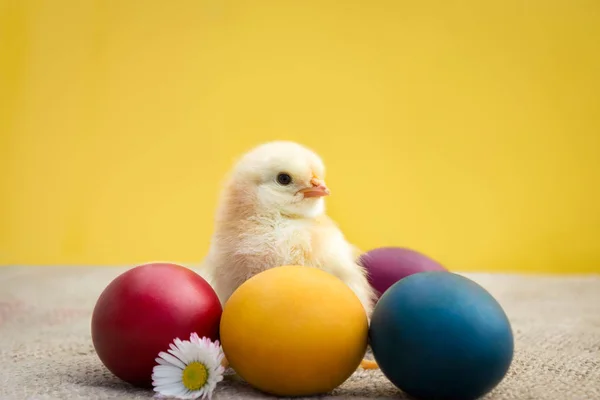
left=91, top=263, right=222, bottom=387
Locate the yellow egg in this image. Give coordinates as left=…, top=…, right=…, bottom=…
left=220, top=265, right=369, bottom=396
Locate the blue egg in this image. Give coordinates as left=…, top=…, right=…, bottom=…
left=369, top=271, right=514, bottom=400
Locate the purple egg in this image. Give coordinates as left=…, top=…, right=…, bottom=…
left=359, top=247, right=447, bottom=300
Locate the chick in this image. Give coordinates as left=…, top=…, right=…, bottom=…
left=200, top=141, right=376, bottom=316
left=199, top=141, right=378, bottom=370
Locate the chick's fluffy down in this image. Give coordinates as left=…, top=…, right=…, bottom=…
left=199, top=141, right=376, bottom=316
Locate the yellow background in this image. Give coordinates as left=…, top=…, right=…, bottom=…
left=1, top=1, right=599, bottom=273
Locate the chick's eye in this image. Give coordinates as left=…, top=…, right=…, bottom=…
left=276, top=173, right=292, bottom=186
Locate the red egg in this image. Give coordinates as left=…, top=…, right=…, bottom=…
left=91, top=262, right=222, bottom=387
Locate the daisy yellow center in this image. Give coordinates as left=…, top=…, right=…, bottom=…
left=182, top=362, right=208, bottom=390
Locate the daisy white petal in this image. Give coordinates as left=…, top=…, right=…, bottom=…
left=154, top=381, right=187, bottom=396
left=156, top=351, right=186, bottom=369
left=168, top=340, right=186, bottom=355
left=155, top=357, right=170, bottom=366
left=167, top=347, right=191, bottom=365
left=153, top=377, right=182, bottom=386
left=189, top=332, right=201, bottom=344
left=183, top=389, right=201, bottom=400
left=169, top=338, right=188, bottom=356
left=152, top=365, right=182, bottom=379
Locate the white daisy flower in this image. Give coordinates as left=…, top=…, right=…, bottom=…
left=152, top=333, right=225, bottom=399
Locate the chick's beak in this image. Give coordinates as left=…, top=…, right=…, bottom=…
left=299, top=178, right=330, bottom=198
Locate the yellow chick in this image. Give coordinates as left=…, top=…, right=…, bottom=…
left=200, top=141, right=378, bottom=369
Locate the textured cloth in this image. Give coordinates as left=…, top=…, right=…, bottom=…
left=0, top=266, right=599, bottom=400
